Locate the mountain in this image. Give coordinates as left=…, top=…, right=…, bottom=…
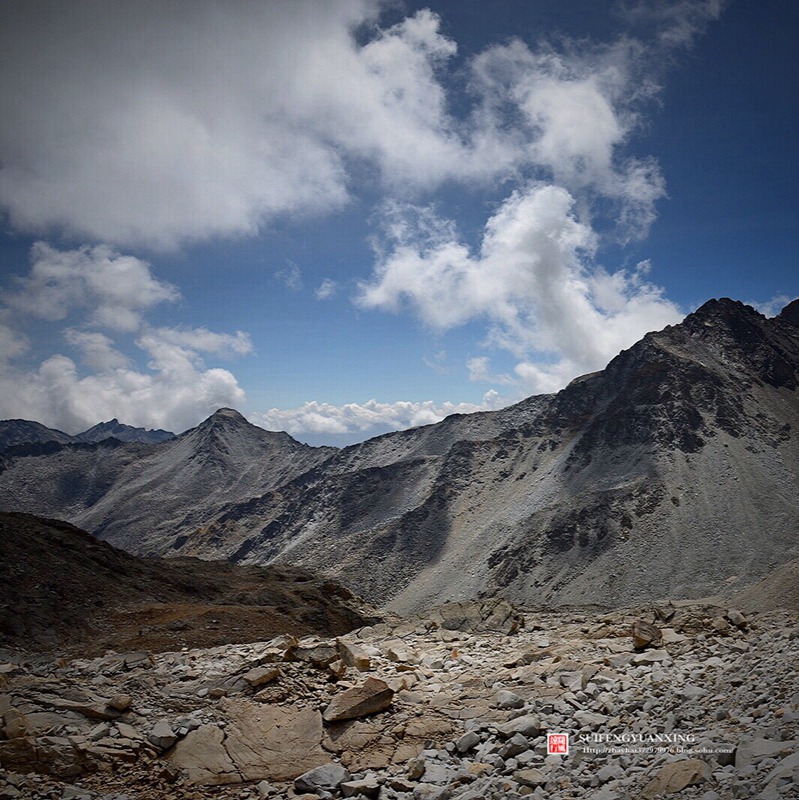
left=0, top=408, right=337, bottom=555
left=0, top=512, right=377, bottom=655
left=0, top=416, right=174, bottom=451
left=75, top=418, right=175, bottom=444
left=0, top=298, right=797, bottom=614
left=0, top=419, right=76, bottom=451
left=169, top=298, right=799, bottom=612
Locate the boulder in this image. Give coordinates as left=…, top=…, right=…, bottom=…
left=148, top=720, right=177, bottom=751
left=166, top=724, right=241, bottom=786
left=295, top=640, right=339, bottom=668
left=323, top=678, right=394, bottom=723
left=424, top=599, right=523, bottom=635
left=495, top=689, right=524, bottom=709
left=497, top=715, right=541, bottom=738
left=294, top=762, right=351, bottom=793
left=341, top=777, right=380, bottom=798
left=169, top=702, right=327, bottom=785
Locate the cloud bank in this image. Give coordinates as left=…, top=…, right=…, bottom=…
left=252, top=391, right=503, bottom=439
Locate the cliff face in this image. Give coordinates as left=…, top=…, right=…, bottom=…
left=1, top=299, right=797, bottom=613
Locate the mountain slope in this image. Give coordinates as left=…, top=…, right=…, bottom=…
left=0, top=512, right=376, bottom=655
left=0, top=408, right=336, bottom=554
left=184, top=299, right=799, bottom=612
left=0, top=299, right=797, bottom=614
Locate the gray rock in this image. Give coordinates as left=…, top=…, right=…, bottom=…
left=497, top=715, right=541, bottom=738
left=412, top=784, right=452, bottom=800
left=294, top=762, right=351, bottom=793
left=455, top=731, right=481, bottom=753
left=495, top=689, right=524, bottom=709
left=147, top=720, right=177, bottom=750
left=341, top=777, right=380, bottom=798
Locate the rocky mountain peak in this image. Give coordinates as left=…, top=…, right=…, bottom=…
left=210, top=407, right=248, bottom=422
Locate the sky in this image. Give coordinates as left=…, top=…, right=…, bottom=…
left=0, top=0, right=796, bottom=446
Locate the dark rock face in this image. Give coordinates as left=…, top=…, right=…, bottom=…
left=1, top=298, right=798, bottom=613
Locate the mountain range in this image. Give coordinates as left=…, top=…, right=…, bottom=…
left=0, top=417, right=174, bottom=451
left=2, top=297, right=798, bottom=614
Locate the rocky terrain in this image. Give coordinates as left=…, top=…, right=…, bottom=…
left=1, top=592, right=797, bottom=799
left=1, top=297, right=798, bottom=615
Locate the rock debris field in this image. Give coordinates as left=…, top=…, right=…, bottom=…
left=1, top=598, right=797, bottom=800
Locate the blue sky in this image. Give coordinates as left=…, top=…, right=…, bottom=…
left=0, top=0, right=796, bottom=445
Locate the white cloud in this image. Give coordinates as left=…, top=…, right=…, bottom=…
left=315, top=279, right=339, bottom=300
left=252, top=391, right=504, bottom=438
left=0, top=3, right=486, bottom=249
left=619, top=0, right=726, bottom=50
left=750, top=294, right=793, bottom=318
left=467, top=356, right=514, bottom=385
left=0, top=310, right=28, bottom=360
left=64, top=329, right=129, bottom=371
left=0, top=326, right=250, bottom=434
left=358, top=185, right=682, bottom=395
left=3, top=243, right=178, bottom=332
left=0, top=2, right=688, bottom=250
left=0, top=243, right=252, bottom=434
left=0, top=353, right=246, bottom=435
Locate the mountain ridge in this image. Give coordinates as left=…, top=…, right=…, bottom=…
left=1, top=297, right=797, bottom=614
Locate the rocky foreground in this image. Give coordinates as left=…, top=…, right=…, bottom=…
left=1, top=599, right=797, bottom=800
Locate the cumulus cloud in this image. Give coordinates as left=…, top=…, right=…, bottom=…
left=0, top=325, right=250, bottom=434
left=3, top=243, right=178, bottom=332
left=358, top=185, right=682, bottom=395
left=251, top=391, right=503, bottom=439
left=0, top=1, right=694, bottom=250
left=0, top=2, right=484, bottom=249
left=0, top=244, right=252, bottom=434
left=0, top=351, right=246, bottom=435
